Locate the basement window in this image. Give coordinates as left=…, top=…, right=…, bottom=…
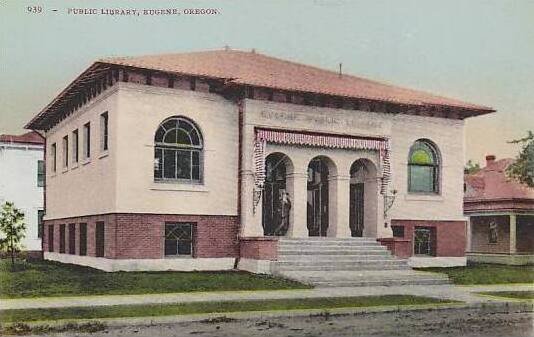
left=165, top=223, right=194, bottom=257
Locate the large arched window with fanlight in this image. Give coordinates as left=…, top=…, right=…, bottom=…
left=154, top=117, right=203, bottom=183
left=408, top=139, right=440, bottom=193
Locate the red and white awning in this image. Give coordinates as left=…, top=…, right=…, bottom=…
left=254, top=128, right=391, bottom=194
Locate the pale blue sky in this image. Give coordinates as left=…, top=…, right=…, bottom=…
left=1, top=0, right=533, bottom=164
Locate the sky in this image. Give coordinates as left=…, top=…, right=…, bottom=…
left=1, top=0, right=533, bottom=165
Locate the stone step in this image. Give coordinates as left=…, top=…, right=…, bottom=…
left=278, top=241, right=383, bottom=248
left=274, top=261, right=410, bottom=272
left=312, top=278, right=450, bottom=287
left=276, top=270, right=450, bottom=287
left=278, top=250, right=390, bottom=257
left=278, top=255, right=399, bottom=263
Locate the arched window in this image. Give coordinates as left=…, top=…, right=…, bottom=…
left=408, top=140, right=440, bottom=193
left=154, top=117, right=203, bottom=183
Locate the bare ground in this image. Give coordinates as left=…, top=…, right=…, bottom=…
left=28, top=307, right=533, bottom=337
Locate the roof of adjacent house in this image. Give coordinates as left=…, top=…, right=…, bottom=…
left=464, top=156, right=534, bottom=213
left=103, top=49, right=493, bottom=111
left=26, top=49, right=495, bottom=130
left=0, top=131, right=44, bottom=145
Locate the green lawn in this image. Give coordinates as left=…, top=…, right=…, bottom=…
left=478, top=291, right=534, bottom=301
left=417, top=264, right=534, bottom=285
left=0, top=295, right=458, bottom=323
left=0, top=259, right=309, bottom=299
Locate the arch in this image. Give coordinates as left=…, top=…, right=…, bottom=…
left=408, top=139, right=440, bottom=193
left=153, top=116, right=204, bottom=183
left=349, top=158, right=379, bottom=237
left=307, top=156, right=336, bottom=237
left=262, top=152, right=293, bottom=236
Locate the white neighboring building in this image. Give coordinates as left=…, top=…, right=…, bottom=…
left=0, top=131, right=44, bottom=252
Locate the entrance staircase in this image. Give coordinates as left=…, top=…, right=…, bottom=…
left=272, top=238, right=450, bottom=287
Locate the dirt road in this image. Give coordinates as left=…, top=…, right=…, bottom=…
left=30, top=307, right=533, bottom=337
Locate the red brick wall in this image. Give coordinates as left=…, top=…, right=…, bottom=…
left=43, top=213, right=239, bottom=259
left=386, top=220, right=467, bottom=257
left=43, top=214, right=117, bottom=258
left=239, top=237, right=279, bottom=260
left=377, top=238, right=412, bottom=258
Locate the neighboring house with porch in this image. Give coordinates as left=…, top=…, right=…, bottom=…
left=0, top=131, right=45, bottom=254
left=25, top=49, right=494, bottom=283
left=465, top=155, right=534, bottom=265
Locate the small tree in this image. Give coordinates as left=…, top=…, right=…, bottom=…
left=506, top=131, right=534, bottom=187
left=464, top=160, right=481, bottom=174
left=0, top=201, right=26, bottom=270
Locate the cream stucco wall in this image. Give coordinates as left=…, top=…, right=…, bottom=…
left=45, top=87, right=119, bottom=220
left=114, top=83, right=239, bottom=215
left=240, top=99, right=466, bottom=238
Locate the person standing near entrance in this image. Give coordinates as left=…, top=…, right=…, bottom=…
left=275, top=192, right=291, bottom=236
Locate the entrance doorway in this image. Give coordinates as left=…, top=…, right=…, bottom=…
left=307, top=157, right=330, bottom=236
left=262, top=153, right=291, bottom=236
left=349, top=159, right=378, bottom=237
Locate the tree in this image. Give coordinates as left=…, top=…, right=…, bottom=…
left=506, top=131, right=534, bottom=187
left=464, top=160, right=481, bottom=174
left=0, top=201, right=26, bottom=270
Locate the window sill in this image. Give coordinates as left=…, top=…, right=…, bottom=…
left=99, top=151, right=109, bottom=159
left=164, top=255, right=194, bottom=259
left=404, top=194, right=443, bottom=202
left=151, top=182, right=208, bottom=192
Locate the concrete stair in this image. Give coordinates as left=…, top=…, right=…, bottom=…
left=272, top=238, right=450, bottom=287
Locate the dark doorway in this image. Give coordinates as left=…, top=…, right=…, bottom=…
left=262, top=153, right=290, bottom=236
left=307, top=158, right=329, bottom=237
left=350, top=183, right=365, bottom=237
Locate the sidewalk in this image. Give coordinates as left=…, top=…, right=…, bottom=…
left=2, top=283, right=532, bottom=311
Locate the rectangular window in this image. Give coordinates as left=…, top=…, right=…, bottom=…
left=95, top=222, right=105, bottom=257
left=392, top=226, right=404, bottom=238
left=37, top=160, right=45, bottom=187
left=62, top=135, right=68, bottom=168
left=68, top=223, right=76, bottom=254
left=164, top=223, right=193, bottom=256
left=59, top=224, right=66, bottom=253
left=79, top=223, right=87, bottom=256
left=83, top=122, right=91, bottom=159
left=100, top=112, right=109, bottom=151
left=72, top=129, right=79, bottom=163
left=48, top=225, right=54, bottom=252
left=37, top=210, right=44, bottom=238
left=51, top=143, right=56, bottom=172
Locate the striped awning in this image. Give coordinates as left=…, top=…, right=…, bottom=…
left=254, top=128, right=391, bottom=194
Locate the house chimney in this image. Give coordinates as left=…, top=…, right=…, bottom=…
left=486, top=154, right=496, bottom=166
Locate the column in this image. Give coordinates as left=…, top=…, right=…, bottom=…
left=328, top=174, right=351, bottom=238
left=509, top=214, right=517, bottom=254
left=286, top=171, right=308, bottom=237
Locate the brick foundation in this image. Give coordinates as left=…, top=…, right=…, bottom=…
left=239, top=237, right=279, bottom=260
left=43, top=213, right=239, bottom=259
left=380, top=219, right=466, bottom=258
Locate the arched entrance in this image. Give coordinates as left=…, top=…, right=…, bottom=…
left=262, top=153, right=292, bottom=236
left=307, top=157, right=332, bottom=237
left=350, top=159, right=378, bottom=237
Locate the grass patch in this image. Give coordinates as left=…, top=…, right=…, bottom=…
left=478, top=291, right=534, bottom=301
left=417, top=263, right=534, bottom=285
left=0, top=295, right=457, bottom=323
left=0, top=259, right=309, bottom=299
